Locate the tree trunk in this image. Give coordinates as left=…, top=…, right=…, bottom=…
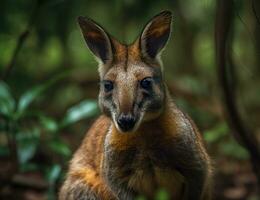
left=215, top=0, right=260, bottom=192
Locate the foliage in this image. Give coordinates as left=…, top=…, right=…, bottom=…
left=204, top=122, right=249, bottom=159
left=0, top=0, right=259, bottom=199
left=136, top=189, right=170, bottom=200
left=0, top=78, right=98, bottom=198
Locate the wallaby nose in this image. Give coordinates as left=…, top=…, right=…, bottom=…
left=117, top=114, right=136, bottom=132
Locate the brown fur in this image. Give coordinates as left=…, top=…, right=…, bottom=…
left=60, top=11, right=212, bottom=200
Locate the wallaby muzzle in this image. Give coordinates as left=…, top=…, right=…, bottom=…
left=116, top=113, right=136, bottom=132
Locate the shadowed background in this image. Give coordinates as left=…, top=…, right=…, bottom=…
left=0, top=0, right=259, bottom=199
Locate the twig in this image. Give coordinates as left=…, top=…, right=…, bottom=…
left=1, top=31, right=30, bottom=80
left=252, top=0, right=260, bottom=26
left=1, top=0, right=41, bottom=180
left=1, top=0, right=40, bottom=81
left=215, top=0, right=260, bottom=191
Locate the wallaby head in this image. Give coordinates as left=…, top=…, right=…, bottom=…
left=78, top=11, right=172, bottom=133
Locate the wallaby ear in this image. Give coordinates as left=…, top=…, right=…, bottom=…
left=140, top=11, right=172, bottom=59
left=78, top=16, right=113, bottom=64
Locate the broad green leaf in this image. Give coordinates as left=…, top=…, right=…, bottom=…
left=0, top=81, right=13, bottom=100
left=60, top=100, right=98, bottom=128
left=0, top=81, right=15, bottom=117
left=17, top=73, right=67, bottom=117
left=219, top=139, right=249, bottom=160
left=18, top=144, right=37, bottom=164
left=46, top=164, right=62, bottom=200
left=155, top=188, right=170, bottom=200
left=17, top=84, right=46, bottom=115
left=46, top=164, right=61, bottom=185
left=204, top=123, right=228, bottom=143
left=19, top=111, right=59, bottom=132
left=48, top=139, right=71, bottom=157
left=17, top=128, right=40, bottom=164
left=39, top=115, right=58, bottom=133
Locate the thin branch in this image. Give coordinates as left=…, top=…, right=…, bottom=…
left=252, top=0, right=260, bottom=26
left=0, top=0, right=42, bottom=180
left=215, top=0, right=260, bottom=191
left=1, top=0, right=40, bottom=81
left=1, top=31, right=30, bottom=80
left=235, top=9, right=257, bottom=47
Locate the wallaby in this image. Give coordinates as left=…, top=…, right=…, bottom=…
left=59, top=11, right=213, bottom=200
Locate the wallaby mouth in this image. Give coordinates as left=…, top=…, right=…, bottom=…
left=116, top=113, right=137, bottom=132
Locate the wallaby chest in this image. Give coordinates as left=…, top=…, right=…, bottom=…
left=104, top=127, right=185, bottom=199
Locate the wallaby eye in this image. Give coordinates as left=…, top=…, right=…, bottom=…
left=103, top=80, right=114, bottom=92
left=140, top=77, right=153, bottom=90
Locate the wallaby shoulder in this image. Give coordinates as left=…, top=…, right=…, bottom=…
left=59, top=115, right=116, bottom=200
left=71, top=115, right=111, bottom=168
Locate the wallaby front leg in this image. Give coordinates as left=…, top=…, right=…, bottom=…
left=172, top=140, right=211, bottom=200
left=103, top=163, right=138, bottom=200
left=103, top=146, right=138, bottom=200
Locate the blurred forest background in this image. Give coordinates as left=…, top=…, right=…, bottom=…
left=0, top=0, right=259, bottom=199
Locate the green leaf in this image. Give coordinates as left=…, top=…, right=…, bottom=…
left=39, top=115, right=58, bottom=133
left=0, top=81, right=15, bottom=117
left=17, top=111, right=59, bottom=132
left=19, top=143, right=37, bottom=164
left=46, top=164, right=61, bottom=185
left=17, top=128, right=40, bottom=164
left=219, top=139, right=249, bottom=160
left=204, top=123, right=229, bottom=143
left=60, top=100, right=98, bottom=128
left=46, top=164, right=62, bottom=200
left=17, top=73, right=67, bottom=117
left=155, top=188, right=170, bottom=200
left=48, top=139, right=71, bottom=157
left=17, top=84, right=46, bottom=115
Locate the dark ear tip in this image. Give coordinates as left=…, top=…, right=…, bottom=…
left=77, top=16, right=85, bottom=26
left=145, top=10, right=172, bottom=26
left=77, top=16, right=84, bottom=20
left=77, top=16, right=87, bottom=25
left=157, top=10, right=173, bottom=22
left=160, top=10, right=172, bottom=16
left=77, top=16, right=102, bottom=31
left=154, top=10, right=172, bottom=23
left=77, top=16, right=94, bottom=25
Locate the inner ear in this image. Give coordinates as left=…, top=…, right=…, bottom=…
left=140, top=11, right=172, bottom=59
left=78, top=16, right=113, bottom=64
